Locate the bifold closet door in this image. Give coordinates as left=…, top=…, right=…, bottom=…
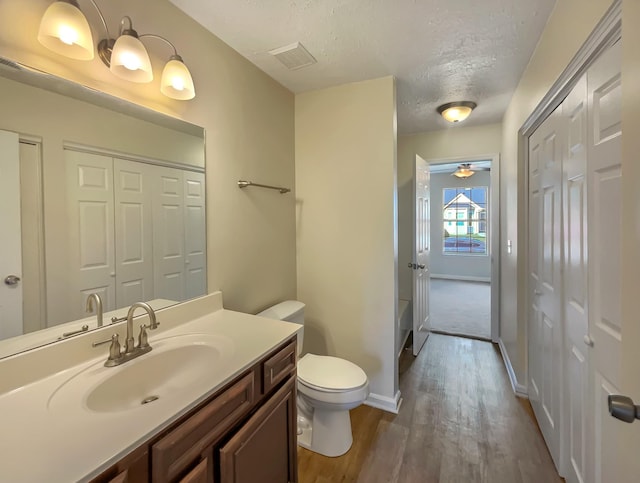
left=152, top=166, right=186, bottom=302
left=528, top=106, right=564, bottom=471
left=113, top=159, right=154, bottom=308
left=587, top=41, right=622, bottom=483
left=65, top=150, right=116, bottom=320
left=183, top=171, right=206, bottom=300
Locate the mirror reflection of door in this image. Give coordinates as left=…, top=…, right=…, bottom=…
left=0, top=130, right=23, bottom=339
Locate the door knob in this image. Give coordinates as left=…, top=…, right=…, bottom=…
left=534, top=290, right=542, bottom=296
left=583, top=334, right=594, bottom=347
left=608, top=395, right=640, bottom=423
left=407, top=262, right=414, bottom=269
left=4, top=275, right=20, bottom=286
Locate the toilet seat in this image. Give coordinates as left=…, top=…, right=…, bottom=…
left=298, top=354, right=368, bottom=392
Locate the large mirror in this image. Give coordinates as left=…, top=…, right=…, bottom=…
left=0, top=57, right=206, bottom=359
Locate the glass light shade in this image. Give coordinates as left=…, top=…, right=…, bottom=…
left=452, top=167, right=474, bottom=178
left=441, top=105, right=473, bottom=123
left=161, top=58, right=195, bottom=100
left=110, top=34, right=153, bottom=83
left=38, top=1, right=94, bottom=60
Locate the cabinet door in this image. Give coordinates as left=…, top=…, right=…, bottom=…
left=219, top=377, right=297, bottom=483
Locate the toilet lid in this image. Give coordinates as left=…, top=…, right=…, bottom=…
left=297, top=354, right=368, bottom=391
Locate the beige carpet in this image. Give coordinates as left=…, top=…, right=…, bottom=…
left=429, top=279, right=491, bottom=339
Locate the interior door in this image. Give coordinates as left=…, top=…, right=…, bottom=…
left=562, top=72, right=591, bottom=483
left=0, top=130, right=23, bottom=340
left=412, top=155, right=430, bottom=356
left=65, top=149, right=116, bottom=319
left=113, top=158, right=154, bottom=308
left=586, top=41, right=622, bottom=483
left=153, top=166, right=185, bottom=302
left=528, top=106, right=564, bottom=470
left=183, top=170, right=206, bottom=300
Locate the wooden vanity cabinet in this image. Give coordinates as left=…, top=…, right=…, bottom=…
left=90, top=337, right=297, bottom=483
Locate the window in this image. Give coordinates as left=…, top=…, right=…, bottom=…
left=443, top=187, right=488, bottom=254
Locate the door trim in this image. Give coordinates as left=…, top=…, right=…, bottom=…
left=425, top=152, right=500, bottom=343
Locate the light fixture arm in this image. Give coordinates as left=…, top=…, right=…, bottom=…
left=139, top=34, right=180, bottom=59
left=84, top=0, right=111, bottom=39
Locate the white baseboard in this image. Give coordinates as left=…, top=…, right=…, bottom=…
left=498, top=338, right=528, bottom=398
left=365, top=391, right=402, bottom=414
left=430, top=274, right=491, bottom=283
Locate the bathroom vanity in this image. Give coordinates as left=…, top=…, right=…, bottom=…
left=0, top=292, right=300, bottom=482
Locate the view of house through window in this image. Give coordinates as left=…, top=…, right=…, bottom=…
left=443, top=187, right=488, bottom=254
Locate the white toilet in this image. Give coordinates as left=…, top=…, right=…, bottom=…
left=258, top=300, right=369, bottom=457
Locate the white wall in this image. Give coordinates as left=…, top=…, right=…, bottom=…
left=295, top=77, right=399, bottom=408
left=397, top=123, right=502, bottom=300
left=0, top=0, right=296, bottom=315
left=500, top=0, right=613, bottom=385
left=430, top=171, right=491, bottom=280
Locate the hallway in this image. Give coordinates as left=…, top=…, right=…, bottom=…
left=298, top=334, right=561, bottom=483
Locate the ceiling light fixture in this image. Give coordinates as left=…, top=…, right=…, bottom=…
left=452, top=163, right=475, bottom=179
left=437, top=101, right=477, bottom=123
left=37, top=0, right=195, bottom=100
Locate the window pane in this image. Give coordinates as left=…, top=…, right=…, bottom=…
left=442, top=186, right=488, bottom=255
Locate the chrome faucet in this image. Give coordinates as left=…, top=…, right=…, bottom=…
left=85, top=293, right=104, bottom=327
left=101, top=302, right=160, bottom=367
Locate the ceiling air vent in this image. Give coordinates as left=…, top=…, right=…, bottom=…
left=269, top=42, right=317, bottom=70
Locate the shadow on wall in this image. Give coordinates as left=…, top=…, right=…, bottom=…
left=301, top=317, right=329, bottom=356
left=397, top=178, right=413, bottom=300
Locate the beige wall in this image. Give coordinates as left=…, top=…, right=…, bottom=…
left=397, top=123, right=502, bottom=300
left=295, top=77, right=399, bottom=405
left=500, top=0, right=613, bottom=385
left=0, top=0, right=296, bottom=315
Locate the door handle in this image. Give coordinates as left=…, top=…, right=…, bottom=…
left=4, top=275, right=20, bottom=286
left=418, top=264, right=426, bottom=269
left=583, top=334, right=594, bottom=347
left=534, top=290, right=542, bottom=296
left=609, top=395, right=640, bottom=423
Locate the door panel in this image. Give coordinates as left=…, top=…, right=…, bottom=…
left=412, top=155, right=430, bottom=356
left=562, top=73, right=590, bottom=483
left=153, top=166, right=185, bottom=302
left=183, top=171, right=206, bottom=300
left=587, top=42, right=621, bottom=483
left=114, top=159, right=154, bottom=308
left=66, top=149, right=116, bottom=320
left=528, top=107, right=563, bottom=470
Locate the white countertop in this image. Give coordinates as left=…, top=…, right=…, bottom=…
left=0, top=293, right=299, bottom=482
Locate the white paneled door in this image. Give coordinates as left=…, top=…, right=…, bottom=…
left=528, top=106, right=564, bottom=471
left=0, top=130, right=23, bottom=339
left=528, top=40, right=623, bottom=483
left=587, top=41, right=622, bottom=483
left=65, top=149, right=116, bottom=321
left=114, top=159, right=154, bottom=308
left=562, top=73, right=591, bottom=483
left=183, top=171, right=206, bottom=300
left=412, top=155, right=430, bottom=356
left=153, top=166, right=186, bottom=302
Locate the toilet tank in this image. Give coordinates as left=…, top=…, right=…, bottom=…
left=257, top=301, right=305, bottom=354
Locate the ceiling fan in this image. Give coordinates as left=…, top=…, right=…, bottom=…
left=451, top=163, right=490, bottom=179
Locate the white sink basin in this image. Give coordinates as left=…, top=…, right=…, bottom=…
left=48, top=333, right=234, bottom=414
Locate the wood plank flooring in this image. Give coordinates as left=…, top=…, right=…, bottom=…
left=297, top=333, right=562, bottom=483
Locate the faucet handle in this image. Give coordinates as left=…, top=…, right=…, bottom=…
left=108, top=334, right=121, bottom=361
left=138, top=325, right=149, bottom=349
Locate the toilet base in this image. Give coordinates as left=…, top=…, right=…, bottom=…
left=297, top=407, right=353, bottom=457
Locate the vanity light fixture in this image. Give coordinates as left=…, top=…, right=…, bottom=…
left=37, top=0, right=196, bottom=100
left=437, top=101, right=477, bottom=123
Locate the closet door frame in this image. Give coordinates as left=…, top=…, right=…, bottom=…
left=519, top=0, right=621, bottom=478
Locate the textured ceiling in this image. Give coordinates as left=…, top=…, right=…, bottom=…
left=169, top=0, right=556, bottom=134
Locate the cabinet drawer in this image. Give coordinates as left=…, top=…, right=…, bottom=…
left=263, top=338, right=296, bottom=394
left=151, top=371, right=255, bottom=483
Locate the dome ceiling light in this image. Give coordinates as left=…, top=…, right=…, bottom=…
left=437, top=101, right=477, bottom=123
